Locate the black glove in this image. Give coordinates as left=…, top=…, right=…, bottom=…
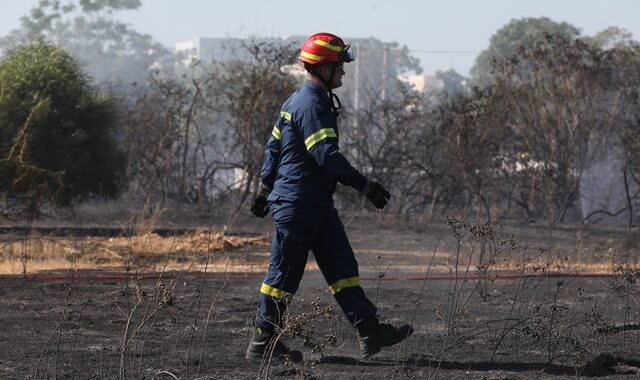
left=250, top=185, right=270, bottom=218
left=360, top=181, right=391, bottom=209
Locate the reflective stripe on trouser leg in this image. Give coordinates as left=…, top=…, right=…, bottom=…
left=312, top=208, right=377, bottom=326
left=328, top=276, right=360, bottom=294
left=256, top=283, right=291, bottom=332
left=260, top=283, right=293, bottom=301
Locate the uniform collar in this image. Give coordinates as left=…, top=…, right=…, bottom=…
left=304, top=80, right=331, bottom=106
left=304, top=79, right=327, bottom=95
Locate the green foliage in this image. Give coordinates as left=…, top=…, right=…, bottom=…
left=470, top=17, right=580, bottom=87
left=1, top=0, right=170, bottom=85
left=0, top=38, right=123, bottom=215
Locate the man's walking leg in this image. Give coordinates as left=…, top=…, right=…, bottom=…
left=313, top=208, right=413, bottom=357
left=248, top=202, right=315, bottom=362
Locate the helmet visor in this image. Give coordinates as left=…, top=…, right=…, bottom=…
left=341, top=45, right=354, bottom=62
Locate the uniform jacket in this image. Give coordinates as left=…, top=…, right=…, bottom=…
left=261, top=80, right=366, bottom=206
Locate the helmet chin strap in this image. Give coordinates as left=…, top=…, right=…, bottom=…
left=313, top=63, right=342, bottom=118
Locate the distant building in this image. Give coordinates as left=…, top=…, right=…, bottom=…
left=398, top=74, right=448, bottom=94
left=175, top=36, right=302, bottom=66
left=399, top=74, right=426, bottom=92
left=175, top=37, right=250, bottom=65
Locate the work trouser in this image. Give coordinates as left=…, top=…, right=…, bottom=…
left=255, top=199, right=377, bottom=331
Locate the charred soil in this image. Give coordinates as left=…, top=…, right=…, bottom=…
left=1, top=213, right=639, bottom=379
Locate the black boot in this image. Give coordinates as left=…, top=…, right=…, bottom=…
left=246, top=325, right=303, bottom=363
left=357, top=316, right=413, bottom=357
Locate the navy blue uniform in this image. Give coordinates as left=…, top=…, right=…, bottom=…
left=255, top=80, right=376, bottom=329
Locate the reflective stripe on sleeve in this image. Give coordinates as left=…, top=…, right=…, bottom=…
left=271, top=126, right=281, bottom=140
left=260, top=283, right=293, bottom=301
left=280, top=111, right=292, bottom=121
left=328, top=276, right=360, bottom=295
left=304, top=128, right=337, bottom=151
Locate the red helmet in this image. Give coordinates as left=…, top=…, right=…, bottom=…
left=299, top=32, right=354, bottom=65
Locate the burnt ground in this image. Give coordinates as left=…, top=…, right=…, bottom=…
left=0, top=214, right=639, bottom=379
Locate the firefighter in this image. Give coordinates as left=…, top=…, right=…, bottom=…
left=246, top=32, right=413, bottom=362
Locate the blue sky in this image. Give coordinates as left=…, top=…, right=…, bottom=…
left=1, top=0, right=639, bottom=75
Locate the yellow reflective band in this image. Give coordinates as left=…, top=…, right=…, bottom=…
left=271, top=126, right=281, bottom=140
left=280, top=111, right=292, bottom=121
left=300, top=51, right=322, bottom=62
left=305, top=128, right=337, bottom=151
left=314, top=39, right=343, bottom=53
left=329, top=276, right=360, bottom=295
left=260, top=283, right=293, bottom=301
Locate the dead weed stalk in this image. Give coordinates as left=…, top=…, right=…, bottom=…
left=34, top=285, right=73, bottom=379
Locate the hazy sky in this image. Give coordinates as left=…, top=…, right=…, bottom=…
left=1, top=0, right=639, bottom=75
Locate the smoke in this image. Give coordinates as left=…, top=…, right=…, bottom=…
left=580, top=156, right=633, bottom=224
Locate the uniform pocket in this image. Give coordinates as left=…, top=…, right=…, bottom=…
left=271, top=201, right=319, bottom=244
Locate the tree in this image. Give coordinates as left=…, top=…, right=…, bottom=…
left=0, top=39, right=123, bottom=216
left=206, top=39, right=300, bottom=219
left=470, top=17, right=580, bottom=87
left=435, top=69, right=469, bottom=98
left=435, top=87, right=511, bottom=219
left=493, top=34, right=623, bottom=223
left=614, top=45, right=640, bottom=226
left=583, top=26, right=639, bottom=49
left=339, top=81, right=426, bottom=215
left=120, top=73, right=199, bottom=207
left=1, top=0, right=171, bottom=86
left=118, top=39, right=300, bottom=216
left=622, top=91, right=640, bottom=225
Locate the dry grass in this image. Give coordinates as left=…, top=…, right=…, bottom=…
left=0, top=230, right=269, bottom=274
left=0, top=216, right=637, bottom=276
